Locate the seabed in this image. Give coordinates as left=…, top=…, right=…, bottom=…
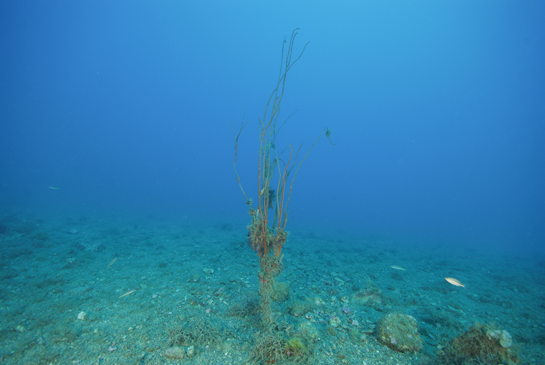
left=0, top=213, right=543, bottom=364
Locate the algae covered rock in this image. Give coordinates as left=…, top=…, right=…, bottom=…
left=289, top=297, right=314, bottom=317
left=286, top=337, right=309, bottom=356
left=439, top=324, right=519, bottom=364
left=376, top=312, right=423, bottom=353
left=297, top=320, right=319, bottom=341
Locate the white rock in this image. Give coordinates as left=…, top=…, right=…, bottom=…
left=77, top=311, right=87, bottom=320
left=500, top=330, right=512, bottom=348
left=487, top=329, right=513, bottom=348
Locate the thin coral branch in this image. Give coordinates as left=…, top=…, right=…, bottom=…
left=234, top=29, right=320, bottom=260
left=282, top=129, right=326, bottom=230
left=275, top=145, right=293, bottom=234
left=232, top=116, right=250, bottom=202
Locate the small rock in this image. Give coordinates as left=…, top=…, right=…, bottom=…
left=186, top=345, right=196, bottom=358
left=298, top=320, right=319, bottom=340
left=188, top=273, right=201, bottom=283
left=164, top=346, right=185, bottom=359
left=77, top=311, right=87, bottom=320
left=329, top=316, right=341, bottom=327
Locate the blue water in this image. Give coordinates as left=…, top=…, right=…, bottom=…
left=1, top=2, right=544, bottom=364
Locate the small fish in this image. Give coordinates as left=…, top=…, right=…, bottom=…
left=48, top=186, right=61, bottom=190
left=391, top=265, right=406, bottom=271
left=106, top=258, right=118, bottom=270
left=445, top=277, right=465, bottom=287
left=119, top=289, right=136, bottom=298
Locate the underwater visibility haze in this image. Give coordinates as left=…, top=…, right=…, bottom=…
left=0, top=1, right=544, bottom=364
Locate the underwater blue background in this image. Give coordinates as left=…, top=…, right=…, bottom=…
left=1, top=1, right=544, bottom=256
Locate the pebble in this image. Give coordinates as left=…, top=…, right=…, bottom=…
left=329, top=316, right=341, bottom=327
left=186, top=345, right=196, bottom=357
